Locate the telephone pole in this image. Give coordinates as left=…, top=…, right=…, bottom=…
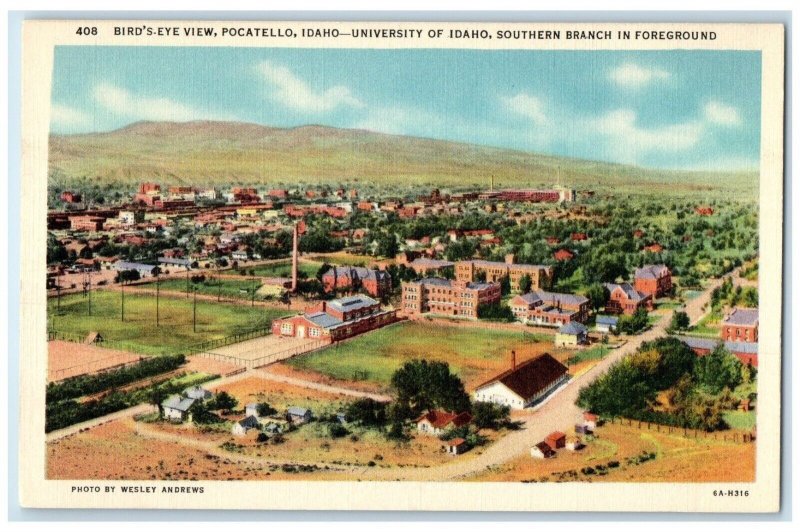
left=121, top=282, right=125, bottom=322
left=87, top=271, right=92, bottom=316
left=251, top=277, right=256, bottom=307
left=193, top=286, right=197, bottom=333
left=186, top=268, right=190, bottom=298
left=156, top=273, right=160, bottom=327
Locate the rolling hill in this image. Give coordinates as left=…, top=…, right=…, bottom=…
left=48, top=120, right=757, bottom=193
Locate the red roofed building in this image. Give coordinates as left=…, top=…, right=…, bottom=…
left=473, top=353, right=568, bottom=410
left=695, top=206, right=715, bottom=216
left=570, top=232, right=588, bottom=241
left=415, top=410, right=473, bottom=436
left=644, top=243, right=664, bottom=253
left=634, top=264, right=672, bottom=297
left=553, top=249, right=575, bottom=261
left=545, top=431, right=566, bottom=449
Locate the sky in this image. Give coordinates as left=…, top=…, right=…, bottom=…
left=50, top=46, right=762, bottom=171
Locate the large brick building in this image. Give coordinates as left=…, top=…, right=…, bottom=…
left=69, top=215, right=105, bottom=232
left=634, top=264, right=672, bottom=298
left=401, top=278, right=501, bottom=319
left=509, top=291, right=590, bottom=327
left=721, top=308, right=759, bottom=343
left=455, top=256, right=553, bottom=292
left=321, top=266, right=392, bottom=298
left=604, top=282, right=653, bottom=315
left=271, top=295, right=398, bottom=342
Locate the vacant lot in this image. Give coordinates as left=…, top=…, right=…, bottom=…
left=282, top=321, right=574, bottom=392
left=156, top=276, right=264, bottom=302
left=48, top=341, right=143, bottom=382
left=306, top=253, right=379, bottom=267
left=47, top=291, right=286, bottom=356
left=468, top=422, right=755, bottom=483
left=246, top=260, right=322, bottom=278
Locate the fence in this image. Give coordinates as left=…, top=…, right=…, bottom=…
left=48, top=354, right=146, bottom=383
left=194, top=338, right=330, bottom=369
left=48, top=329, right=139, bottom=353
left=607, top=416, right=756, bottom=444
left=184, top=326, right=273, bottom=355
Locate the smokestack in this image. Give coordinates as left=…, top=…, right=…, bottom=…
left=511, top=350, right=516, bottom=371
left=291, top=223, right=299, bottom=292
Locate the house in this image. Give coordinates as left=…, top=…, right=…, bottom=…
left=415, top=410, right=473, bottom=436
left=545, top=431, right=566, bottom=449
left=530, top=441, right=556, bottom=459
left=574, top=424, right=593, bottom=435
left=553, top=249, right=575, bottom=261
left=595, top=315, right=619, bottom=334
left=675, top=336, right=759, bottom=367
left=231, top=249, right=249, bottom=261
left=473, top=353, right=569, bottom=410
left=555, top=321, right=588, bottom=347
left=721, top=308, right=759, bottom=343
left=510, top=291, right=590, bottom=326
left=604, top=282, right=653, bottom=315
left=634, top=264, right=672, bottom=298
left=184, top=386, right=212, bottom=401
left=583, top=412, right=599, bottom=429
left=264, top=422, right=284, bottom=435
left=114, top=261, right=160, bottom=278
left=643, top=243, right=664, bottom=253
left=447, top=438, right=469, bottom=455
left=321, top=266, right=392, bottom=298
left=287, top=406, right=312, bottom=424
left=245, top=403, right=260, bottom=418
left=161, top=395, right=195, bottom=421
left=401, top=278, right=501, bottom=319
left=566, top=438, right=585, bottom=451
left=271, top=295, right=398, bottom=342
left=232, top=415, right=260, bottom=436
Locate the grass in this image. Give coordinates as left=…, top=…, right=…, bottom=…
left=306, top=253, right=375, bottom=267
left=47, top=290, right=287, bottom=356
left=722, top=410, right=756, bottom=430
left=158, top=277, right=263, bottom=301
left=245, top=261, right=321, bottom=278
left=285, top=321, right=546, bottom=388
left=567, top=345, right=610, bottom=365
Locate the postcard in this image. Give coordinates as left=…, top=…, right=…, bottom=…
left=18, top=19, right=784, bottom=511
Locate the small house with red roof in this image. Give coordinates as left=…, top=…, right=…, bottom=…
left=415, top=410, right=473, bottom=436
left=545, top=431, right=566, bottom=449
left=553, top=249, right=575, bottom=261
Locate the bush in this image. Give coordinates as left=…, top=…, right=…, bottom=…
left=328, top=423, right=350, bottom=439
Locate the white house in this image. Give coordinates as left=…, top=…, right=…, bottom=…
left=245, top=403, right=260, bottom=418
left=184, top=386, right=213, bottom=401
left=473, top=354, right=569, bottom=410
left=287, top=406, right=312, bottom=425
left=595, top=315, right=619, bottom=334
left=232, top=415, right=260, bottom=436
left=530, top=441, right=555, bottom=459
left=161, top=395, right=195, bottom=421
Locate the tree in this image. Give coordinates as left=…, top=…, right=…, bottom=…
left=669, top=311, right=690, bottom=332
left=471, top=401, right=511, bottom=430
left=209, top=391, right=238, bottom=412
left=391, top=360, right=471, bottom=417
left=695, top=344, right=743, bottom=393
left=518, top=274, right=532, bottom=294
left=499, top=275, right=511, bottom=296
left=617, top=308, right=649, bottom=335
left=585, top=283, right=610, bottom=312
left=150, top=386, right=168, bottom=418
left=375, top=232, right=399, bottom=258
left=188, top=401, right=220, bottom=425
left=316, top=262, right=333, bottom=281
left=345, top=398, right=387, bottom=427
left=477, top=303, right=515, bottom=322
left=256, top=402, right=277, bottom=417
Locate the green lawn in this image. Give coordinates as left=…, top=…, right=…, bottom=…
left=245, top=260, right=322, bottom=278
left=567, top=345, right=610, bottom=365
left=48, top=290, right=287, bottom=356
left=285, top=321, right=541, bottom=389
left=723, top=410, right=756, bottom=430
left=158, top=277, right=263, bottom=301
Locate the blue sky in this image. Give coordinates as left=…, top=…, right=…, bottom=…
left=50, top=46, right=761, bottom=171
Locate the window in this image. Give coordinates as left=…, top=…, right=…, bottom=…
left=280, top=323, right=293, bottom=335
left=310, top=328, right=321, bottom=338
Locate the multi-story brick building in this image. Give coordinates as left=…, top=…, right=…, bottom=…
left=509, top=291, right=590, bottom=327
left=455, top=255, right=553, bottom=292
left=69, top=215, right=105, bottom=232
left=406, top=258, right=455, bottom=276
left=401, top=278, right=501, bottom=319
left=271, top=295, right=398, bottom=342
left=321, top=266, right=392, bottom=298
left=721, top=308, right=759, bottom=343
left=634, top=264, right=672, bottom=297
left=604, top=282, right=653, bottom=315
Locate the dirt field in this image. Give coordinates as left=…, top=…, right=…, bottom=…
left=184, top=356, right=241, bottom=377
left=467, top=422, right=756, bottom=483
left=48, top=340, right=143, bottom=382
left=205, top=335, right=323, bottom=366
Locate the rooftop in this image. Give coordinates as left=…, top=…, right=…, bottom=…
left=476, top=353, right=568, bottom=400
left=723, top=308, right=759, bottom=327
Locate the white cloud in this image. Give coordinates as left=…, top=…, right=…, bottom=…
left=91, top=82, right=237, bottom=122
left=50, top=103, right=92, bottom=130
left=256, top=61, right=364, bottom=114
left=704, top=100, right=742, bottom=126
left=353, top=106, right=430, bottom=135
left=502, top=93, right=548, bottom=125
left=609, top=63, right=670, bottom=89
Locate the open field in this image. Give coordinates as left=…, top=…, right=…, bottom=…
left=467, top=421, right=755, bottom=483
left=245, top=260, right=322, bottom=279
left=282, top=321, right=576, bottom=392
left=156, top=277, right=264, bottom=301
left=48, top=341, right=143, bottom=383
left=202, top=335, right=324, bottom=367
left=305, top=253, right=380, bottom=267
left=47, top=291, right=285, bottom=356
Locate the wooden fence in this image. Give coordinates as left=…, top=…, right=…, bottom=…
left=195, top=338, right=330, bottom=369
left=184, top=326, right=273, bottom=355
left=607, top=416, right=756, bottom=444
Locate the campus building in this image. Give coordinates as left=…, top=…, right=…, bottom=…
left=604, top=282, right=653, bottom=315
left=321, top=266, right=392, bottom=298
left=455, top=255, right=553, bottom=292
left=721, top=308, right=759, bottom=343
left=634, top=264, right=673, bottom=298
left=401, top=278, right=501, bottom=319
left=473, top=353, right=569, bottom=410
left=271, top=295, right=398, bottom=342
left=509, top=290, right=590, bottom=327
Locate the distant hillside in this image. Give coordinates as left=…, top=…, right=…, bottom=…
left=48, top=120, right=757, bottom=193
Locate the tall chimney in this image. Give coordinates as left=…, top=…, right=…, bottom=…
left=291, top=223, right=299, bottom=292
left=511, top=350, right=516, bottom=371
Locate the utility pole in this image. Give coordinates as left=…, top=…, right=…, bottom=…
left=87, top=271, right=92, bottom=316
left=156, top=272, right=160, bottom=327
left=121, top=281, right=125, bottom=322
left=186, top=268, right=190, bottom=298
left=251, top=277, right=256, bottom=307
left=217, top=275, right=221, bottom=302
left=193, top=286, right=197, bottom=333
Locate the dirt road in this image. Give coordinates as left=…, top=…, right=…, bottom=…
left=252, top=368, right=392, bottom=402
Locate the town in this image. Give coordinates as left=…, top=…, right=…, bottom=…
left=45, top=176, right=759, bottom=482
